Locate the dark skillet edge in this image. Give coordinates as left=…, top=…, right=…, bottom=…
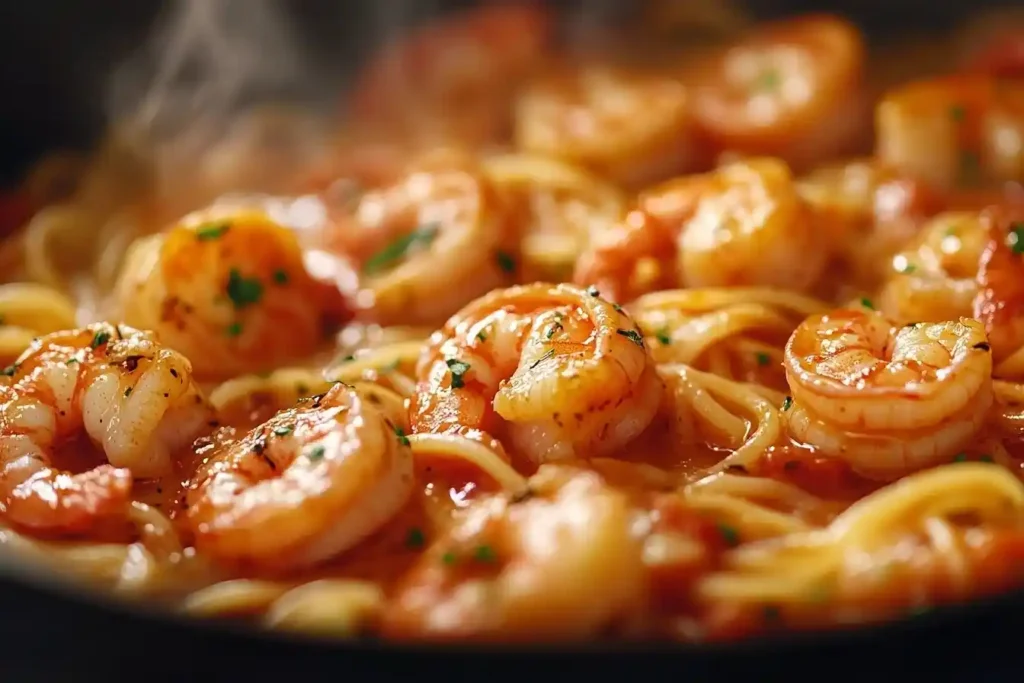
left=1, top=551, right=1022, bottom=681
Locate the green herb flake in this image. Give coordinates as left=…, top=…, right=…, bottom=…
left=616, top=328, right=645, bottom=347
left=586, top=285, right=600, bottom=297
left=405, top=527, right=426, bottom=550
left=896, top=262, right=917, bottom=274
left=717, top=523, right=740, bottom=547
left=494, top=250, right=516, bottom=274
left=363, top=222, right=440, bottom=275
left=755, top=352, right=771, bottom=367
left=475, top=330, right=487, bottom=342
left=306, top=444, right=326, bottom=461
left=195, top=221, right=231, bottom=241
left=446, top=358, right=471, bottom=389
left=273, top=425, right=293, bottom=437
left=953, top=452, right=968, bottom=463
left=949, top=105, right=966, bottom=122
left=1007, top=223, right=1024, bottom=255
left=225, top=269, right=264, bottom=309
left=90, top=330, right=111, bottom=349
left=473, top=545, right=497, bottom=563
left=979, top=454, right=994, bottom=463
left=226, top=322, right=243, bottom=337
left=441, top=551, right=458, bottom=565
left=545, top=322, right=563, bottom=340
left=958, top=150, right=981, bottom=187
left=272, top=269, right=289, bottom=285
left=395, top=426, right=411, bottom=447
left=860, top=297, right=874, bottom=310
left=65, top=358, right=79, bottom=365
left=124, top=387, right=133, bottom=397
left=0, top=364, right=17, bottom=377
left=781, top=396, right=793, bottom=412
left=655, top=328, right=672, bottom=346
left=612, top=303, right=624, bottom=313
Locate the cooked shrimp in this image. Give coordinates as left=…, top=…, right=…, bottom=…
left=481, top=153, right=626, bottom=283
left=575, top=158, right=827, bottom=302
left=382, top=465, right=646, bottom=641
left=326, top=150, right=518, bottom=327
left=349, top=3, right=552, bottom=148
left=514, top=63, right=700, bottom=189
left=114, top=202, right=352, bottom=381
left=784, top=309, right=993, bottom=480
left=412, top=283, right=662, bottom=465
left=186, top=383, right=414, bottom=572
left=689, top=14, right=868, bottom=170
left=0, top=324, right=210, bottom=533
left=878, top=212, right=989, bottom=325
left=973, top=206, right=1024, bottom=372
left=876, top=75, right=1024, bottom=192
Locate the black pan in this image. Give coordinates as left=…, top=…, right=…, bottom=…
left=1, top=1, right=1023, bottom=680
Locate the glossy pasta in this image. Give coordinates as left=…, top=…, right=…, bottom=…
left=3, top=3, right=1024, bottom=645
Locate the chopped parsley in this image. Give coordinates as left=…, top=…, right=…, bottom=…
left=273, top=425, right=293, bottom=437
left=655, top=328, right=672, bottom=346
left=363, top=222, right=440, bottom=275
left=1, top=364, right=17, bottom=377
left=124, top=387, right=133, bottom=397
left=896, top=262, right=917, bottom=274
left=494, top=250, right=516, bottom=273
left=475, top=329, right=488, bottom=343
left=272, top=269, right=289, bottom=285
left=754, top=68, right=781, bottom=92
left=473, top=545, right=497, bottom=563
left=860, top=297, right=874, bottom=310
left=949, top=105, right=966, bottom=122
left=226, top=322, right=243, bottom=337
left=90, top=330, right=111, bottom=349
left=529, top=349, right=556, bottom=369
left=1007, top=222, right=1024, bottom=255
left=755, top=352, right=771, bottom=367
left=405, top=527, right=425, bottom=549
left=441, top=551, right=457, bottom=565
left=395, top=426, right=410, bottom=447
left=781, top=396, right=793, bottom=411
left=305, top=444, right=326, bottom=461
left=979, top=454, right=994, bottom=463
left=717, top=523, right=740, bottom=547
left=195, top=221, right=231, bottom=241
left=545, top=322, right=563, bottom=340
left=616, top=328, right=645, bottom=347
left=446, top=358, right=471, bottom=389
left=953, top=452, right=968, bottom=462
left=225, top=269, right=264, bottom=309
left=65, top=358, right=78, bottom=365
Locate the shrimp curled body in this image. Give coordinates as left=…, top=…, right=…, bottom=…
left=186, top=383, right=415, bottom=572
left=412, top=283, right=663, bottom=465
left=784, top=309, right=993, bottom=480
left=0, top=324, right=210, bottom=533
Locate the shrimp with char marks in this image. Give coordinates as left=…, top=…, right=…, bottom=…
left=0, top=324, right=210, bottom=534
left=412, top=283, right=662, bottom=465
left=381, top=465, right=646, bottom=642
left=784, top=308, right=993, bottom=480
left=186, top=383, right=415, bottom=573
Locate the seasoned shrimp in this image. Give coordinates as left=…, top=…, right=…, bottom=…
left=382, top=465, right=646, bottom=641
left=878, top=212, right=989, bottom=325
left=689, top=14, right=868, bottom=170
left=973, top=206, right=1024, bottom=372
left=784, top=309, right=993, bottom=480
left=114, top=202, right=352, bottom=381
left=575, top=158, right=827, bottom=302
left=186, top=383, right=414, bottom=572
left=0, top=324, right=210, bottom=533
left=349, top=3, right=552, bottom=148
left=514, top=63, right=700, bottom=189
left=412, top=283, right=662, bottom=465
left=876, top=75, right=1024, bottom=192
left=326, top=150, right=518, bottom=327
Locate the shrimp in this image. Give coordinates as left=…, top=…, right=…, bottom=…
left=349, top=3, right=552, bottom=149
left=784, top=308, right=993, bottom=480
left=114, top=201, right=352, bottom=381
left=381, top=465, right=646, bottom=642
left=973, top=206, right=1024, bottom=371
left=0, top=323, right=210, bottom=533
left=876, top=75, right=1024, bottom=192
left=689, top=14, right=868, bottom=170
left=326, top=150, right=519, bottom=327
left=412, top=283, right=662, bottom=465
left=878, top=212, right=989, bottom=325
left=514, top=63, right=701, bottom=189
left=575, top=158, right=827, bottom=302
left=185, top=383, right=414, bottom=572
